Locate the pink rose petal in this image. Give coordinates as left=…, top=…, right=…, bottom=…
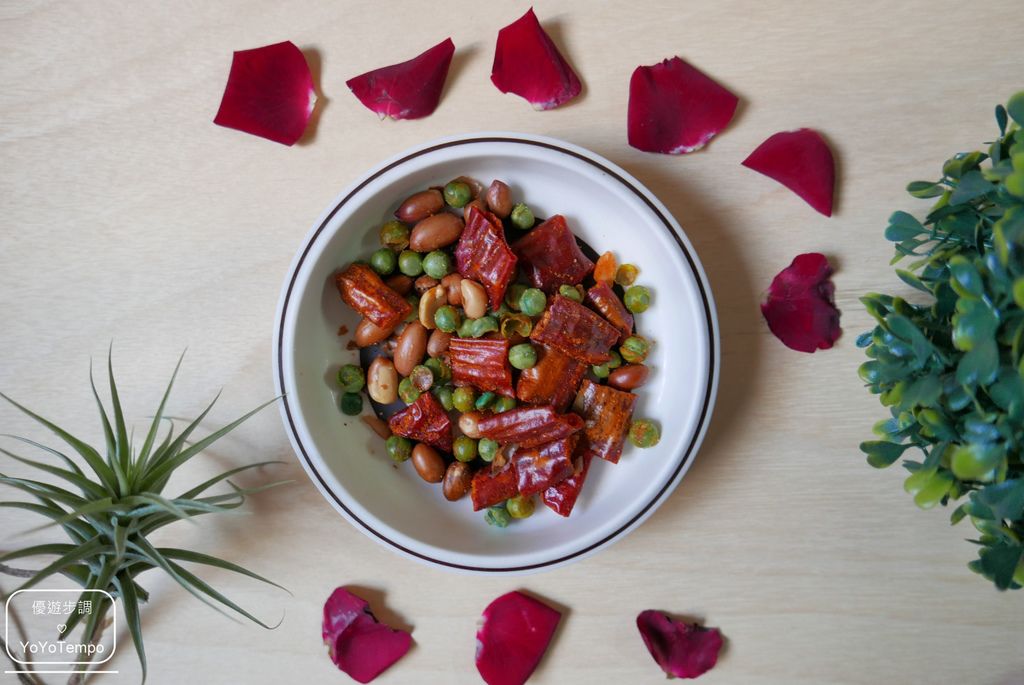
left=627, top=56, right=738, bottom=154
left=636, top=610, right=723, bottom=679
left=213, top=41, right=315, bottom=146
left=761, top=252, right=841, bottom=353
left=476, top=591, right=561, bottom=685
left=491, top=8, right=582, bottom=110
left=322, top=588, right=411, bottom=683
left=742, top=128, right=836, bottom=216
left=346, top=38, right=455, bottom=120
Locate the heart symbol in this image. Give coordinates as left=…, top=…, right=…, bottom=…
left=57, top=624, right=67, bottom=634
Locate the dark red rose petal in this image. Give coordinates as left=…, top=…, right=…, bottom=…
left=742, top=128, right=836, bottom=216
left=627, top=56, right=738, bottom=155
left=636, top=610, right=723, bottom=680
left=322, top=588, right=412, bottom=684
left=476, top=591, right=562, bottom=685
left=214, top=41, right=315, bottom=146
left=491, top=8, right=581, bottom=110
left=346, top=38, right=455, bottom=120
left=761, top=252, right=841, bottom=353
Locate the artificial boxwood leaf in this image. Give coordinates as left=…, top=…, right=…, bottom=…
left=950, top=442, right=1004, bottom=481
left=955, top=337, right=1000, bottom=386
left=974, top=480, right=1024, bottom=521
left=977, top=541, right=1023, bottom=590
left=906, top=181, right=945, bottom=199
left=884, top=211, right=926, bottom=242
left=949, top=170, right=996, bottom=205
left=860, top=440, right=909, bottom=468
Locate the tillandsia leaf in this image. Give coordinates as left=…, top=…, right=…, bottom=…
left=15, top=537, right=110, bottom=591
left=158, top=548, right=289, bottom=593
left=137, top=351, right=185, bottom=471
left=0, top=447, right=108, bottom=499
left=166, top=559, right=282, bottom=629
left=107, top=348, right=132, bottom=490
left=113, top=571, right=147, bottom=683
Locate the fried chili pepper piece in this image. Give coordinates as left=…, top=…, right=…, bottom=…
left=530, top=295, right=620, bottom=365
left=336, top=263, right=412, bottom=330
left=586, top=280, right=634, bottom=343
left=455, top=205, right=518, bottom=310
left=574, top=379, right=637, bottom=463
left=515, top=344, right=587, bottom=412
left=542, top=452, right=594, bottom=517
left=510, top=435, right=578, bottom=497
left=448, top=337, right=515, bottom=397
left=510, top=215, right=594, bottom=292
left=388, top=392, right=453, bottom=453
left=476, top=405, right=583, bottom=449
left=471, top=463, right=519, bottom=511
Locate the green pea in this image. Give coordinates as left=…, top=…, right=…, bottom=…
left=453, top=386, right=476, bottom=412
left=607, top=350, right=623, bottom=370
left=508, top=343, right=537, bottom=370
left=620, top=336, right=651, bottom=364
left=386, top=435, right=413, bottom=462
left=404, top=295, right=420, bottom=322
left=457, top=317, right=476, bottom=338
left=424, top=357, right=451, bottom=384
left=485, top=505, right=510, bottom=528
left=628, top=419, right=661, bottom=448
left=369, top=248, right=396, bottom=276
left=433, top=385, right=454, bottom=411
left=444, top=180, right=473, bottom=208
left=398, top=377, right=420, bottom=404
left=624, top=285, right=651, bottom=313
left=422, top=250, right=452, bottom=279
left=336, top=364, right=365, bottom=393
left=558, top=284, right=583, bottom=302
left=591, top=362, right=610, bottom=379
left=478, top=438, right=500, bottom=462
left=434, top=305, right=461, bottom=333
left=454, top=435, right=478, bottom=462
left=519, top=288, right=546, bottom=317
left=492, top=396, right=516, bottom=413
left=500, top=313, right=532, bottom=339
left=339, top=392, right=363, bottom=416
left=475, top=391, right=496, bottom=410
left=510, top=203, right=534, bottom=230
left=505, top=284, right=527, bottom=311
left=468, top=315, right=499, bottom=338
left=506, top=495, right=535, bottom=519
left=379, top=220, right=410, bottom=251
left=410, top=365, right=435, bottom=391
left=615, top=264, right=639, bottom=287
left=398, top=250, right=423, bottom=277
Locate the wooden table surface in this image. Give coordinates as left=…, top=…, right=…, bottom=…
left=2, top=1, right=1022, bottom=683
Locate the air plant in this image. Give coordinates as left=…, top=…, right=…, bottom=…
left=0, top=351, right=288, bottom=682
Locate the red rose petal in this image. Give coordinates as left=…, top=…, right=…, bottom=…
left=491, top=8, right=582, bottom=110
left=322, top=588, right=412, bottom=684
left=627, top=56, right=738, bottom=154
left=213, top=41, right=315, bottom=146
left=742, top=128, right=836, bottom=216
left=346, top=38, right=455, bottom=120
left=761, top=253, right=841, bottom=353
left=636, top=610, right=723, bottom=680
left=476, top=591, right=561, bottom=685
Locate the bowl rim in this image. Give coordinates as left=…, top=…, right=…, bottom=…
left=272, top=131, right=720, bottom=574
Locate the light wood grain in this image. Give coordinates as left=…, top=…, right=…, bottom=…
left=2, top=1, right=1023, bottom=683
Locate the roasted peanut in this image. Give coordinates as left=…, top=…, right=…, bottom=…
left=385, top=274, right=414, bottom=296
left=414, top=275, right=439, bottom=294
left=354, top=317, right=396, bottom=347
left=427, top=329, right=451, bottom=357
left=485, top=180, right=512, bottom=218
left=442, top=461, right=474, bottom=501
left=608, top=364, right=649, bottom=390
left=452, top=175, right=483, bottom=198
left=411, top=443, right=445, bottom=483
left=393, top=321, right=428, bottom=376
left=367, top=357, right=398, bottom=404
left=458, top=411, right=483, bottom=439
left=463, top=198, right=486, bottom=222
left=409, top=213, right=464, bottom=252
left=441, top=273, right=463, bottom=306
left=418, top=285, right=447, bottom=330
left=460, top=279, right=487, bottom=319
left=396, top=189, right=443, bottom=224
left=361, top=415, right=391, bottom=439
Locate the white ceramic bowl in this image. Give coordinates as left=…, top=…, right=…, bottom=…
left=273, top=132, right=719, bottom=574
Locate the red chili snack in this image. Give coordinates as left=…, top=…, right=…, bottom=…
left=455, top=206, right=518, bottom=310
left=471, top=463, right=519, bottom=511
left=511, top=214, right=594, bottom=292
left=575, top=379, right=637, bottom=463
left=586, top=280, right=634, bottom=343
left=542, top=452, right=593, bottom=517
left=530, top=295, right=620, bottom=365
left=477, top=405, right=583, bottom=449
left=388, top=392, right=453, bottom=453
left=449, top=337, right=515, bottom=397
left=516, top=344, right=588, bottom=412
left=510, top=435, right=577, bottom=496
left=336, top=263, right=412, bottom=330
